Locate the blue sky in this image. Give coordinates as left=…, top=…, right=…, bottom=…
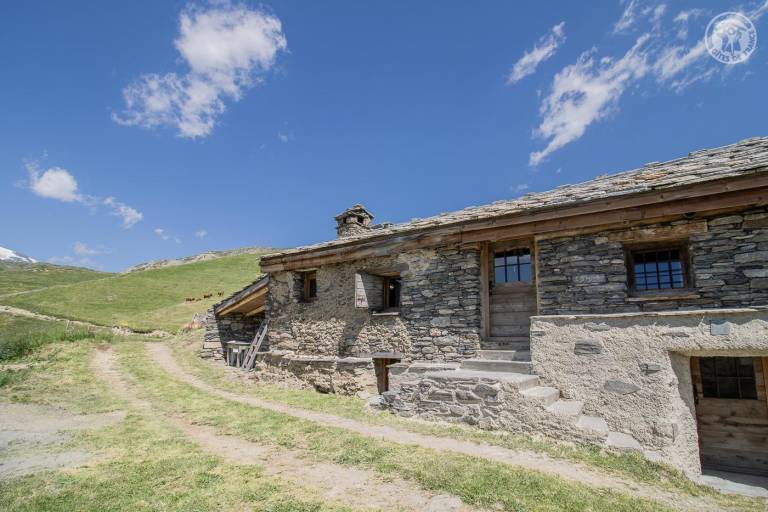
left=1, top=1, right=767, bottom=271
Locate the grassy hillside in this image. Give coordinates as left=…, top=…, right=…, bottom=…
left=0, top=312, right=106, bottom=362
left=0, top=252, right=267, bottom=333
left=0, top=262, right=107, bottom=295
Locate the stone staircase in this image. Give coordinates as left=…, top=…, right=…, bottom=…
left=386, top=338, right=643, bottom=453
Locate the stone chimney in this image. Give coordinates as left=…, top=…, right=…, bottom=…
left=335, top=204, right=374, bottom=238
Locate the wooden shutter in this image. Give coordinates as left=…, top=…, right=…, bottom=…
left=355, top=272, right=384, bottom=309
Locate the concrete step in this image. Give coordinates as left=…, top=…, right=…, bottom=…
left=422, top=369, right=540, bottom=391
left=576, top=415, right=609, bottom=435
left=461, top=358, right=532, bottom=374
left=477, top=349, right=531, bottom=361
left=546, top=399, right=584, bottom=418
left=606, top=431, right=643, bottom=452
left=521, top=386, right=560, bottom=406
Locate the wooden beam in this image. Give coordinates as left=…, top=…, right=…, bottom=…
left=479, top=242, right=490, bottom=340
left=261, top=182, right=768, bottom=272
left=763, top=357, right=768, bottom=410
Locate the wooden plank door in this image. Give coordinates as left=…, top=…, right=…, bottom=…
left=488, top=243, right=537, bottom=341
left=691, top=356, right=768, bottom=476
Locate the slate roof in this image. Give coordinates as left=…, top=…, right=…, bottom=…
left=263, top=137, right=768, bottom=260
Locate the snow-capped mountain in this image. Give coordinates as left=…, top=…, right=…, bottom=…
left=0, top=246, right=37, bottom=264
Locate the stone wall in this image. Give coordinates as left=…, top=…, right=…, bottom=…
left=205, top=308, right=261, bottom=346
left=254, top=351, right=377, bottom=395
left=530, top=307, right=768, bottom=475
left=266, top=246, right=482, bottom=363
left=383, top=367, right=606, bottom=444
left=536, top=208, right=768, bottom=315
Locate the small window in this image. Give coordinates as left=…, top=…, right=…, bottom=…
left=628, top=246, right=687, bottom=291
left=384, top=276, right=401, bottom=309
left=302, top=271, right=317, bottom=301
left=494, top=248, right=532, bottom=284
left=700, top=357, right=757, bottom=400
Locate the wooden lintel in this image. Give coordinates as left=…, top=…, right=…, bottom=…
left=605, top=220, right=708, bottom=243
left=260, top=181, right=768, bottom=272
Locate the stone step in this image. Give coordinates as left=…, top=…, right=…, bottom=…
left=477, top=349, right=531, bottom=361
left=576, top=415, right=609, bottom=435
left=479, top=342, right=531, bottom=351
left=481, top=336, right=529, bottom=346
left=422, top=369, right=540, bottom=391
left=521, top=386, right=560, bottom=406
left=546, top=399, right=584, bottom=418
left=606, top=431, right=643, bottom=452
left=460, top=358, right=532, bottom=374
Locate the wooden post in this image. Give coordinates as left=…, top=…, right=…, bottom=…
left=479, top=242, right=490, bottom=340
left=762, top=357, right=768, bottom=411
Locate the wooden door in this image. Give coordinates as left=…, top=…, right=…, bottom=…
left=488, top=244, right=536, bottom=341
left=691, top=356, right=768, bottom=476
left=374, top=358, right=400, bottom=393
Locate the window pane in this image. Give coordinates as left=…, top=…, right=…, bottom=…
left=716, top=357, right=737, bottom=377
left=702, top=380, right=719, bottom=398
left=740, top=379, right=758, bottom=399
left=737, top=358, right=755, bottom=378
left=519, top=252, right=531, bottom=264
left=519, top=264, right=532, bottom=282
left=494, top=254, right=506, bottom=267
left=717, top=377, right=740, bottom=399
left=631, top=248, right=686, bottom=291
left=700, top=358, right=716, bottom=376
left=495, top=267, right=506, bottom=283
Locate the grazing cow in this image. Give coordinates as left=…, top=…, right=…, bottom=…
left=217, top=291, right=224, bottom=297
left=203, top=293, right=212, bottom=299
left=185, top=297, right=195, bottom=302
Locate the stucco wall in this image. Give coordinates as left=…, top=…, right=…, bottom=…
left=536, top=208, right=768, bottom=315
left=266, top=246, right=482, bottom=362
left=530, top=307, right=768, bottom=475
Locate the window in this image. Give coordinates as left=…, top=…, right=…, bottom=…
left=628, top=246, right=687, bottom=291
left=494, top=248, right=532, bottom=283
left=700, top=357, right=757, bottom=400
left=384, top=276, right=401, bottom=309
left=302, top=271, right=317, bottom=301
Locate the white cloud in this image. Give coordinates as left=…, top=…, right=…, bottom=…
left=530, top=35, right=650, bottom=166
left=114, top=1, right=287, bottom=138
left=195, top=229, right=208, bottom=239
left=26, top=164, right=80, bottom=202
left=277, top=131, right=293, bottom=142
left=673, top=8, right=706, bottom=39
left=73, top=242, right=98, bottom=256
left=508, top=22, right=566, bottom=85
left=613, top=0, right=641, bottom=33
left=527, top=0, right=762, bottom=164
left=511, top=184, right=530, bottom=194
left=24, top=161, right=143, bottom=229
left=653, top=41, right=706, bottom=81
left=104, top=197, right=143, bottom=228
left=155, top=228, right=182, bottom=244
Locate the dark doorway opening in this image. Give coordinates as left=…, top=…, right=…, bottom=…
left=691, top=356, right=768, bottom=476
left=373, top=357, right=400, bottom=394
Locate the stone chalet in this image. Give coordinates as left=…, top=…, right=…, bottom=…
left=207, top=137, right=768, bottom=478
